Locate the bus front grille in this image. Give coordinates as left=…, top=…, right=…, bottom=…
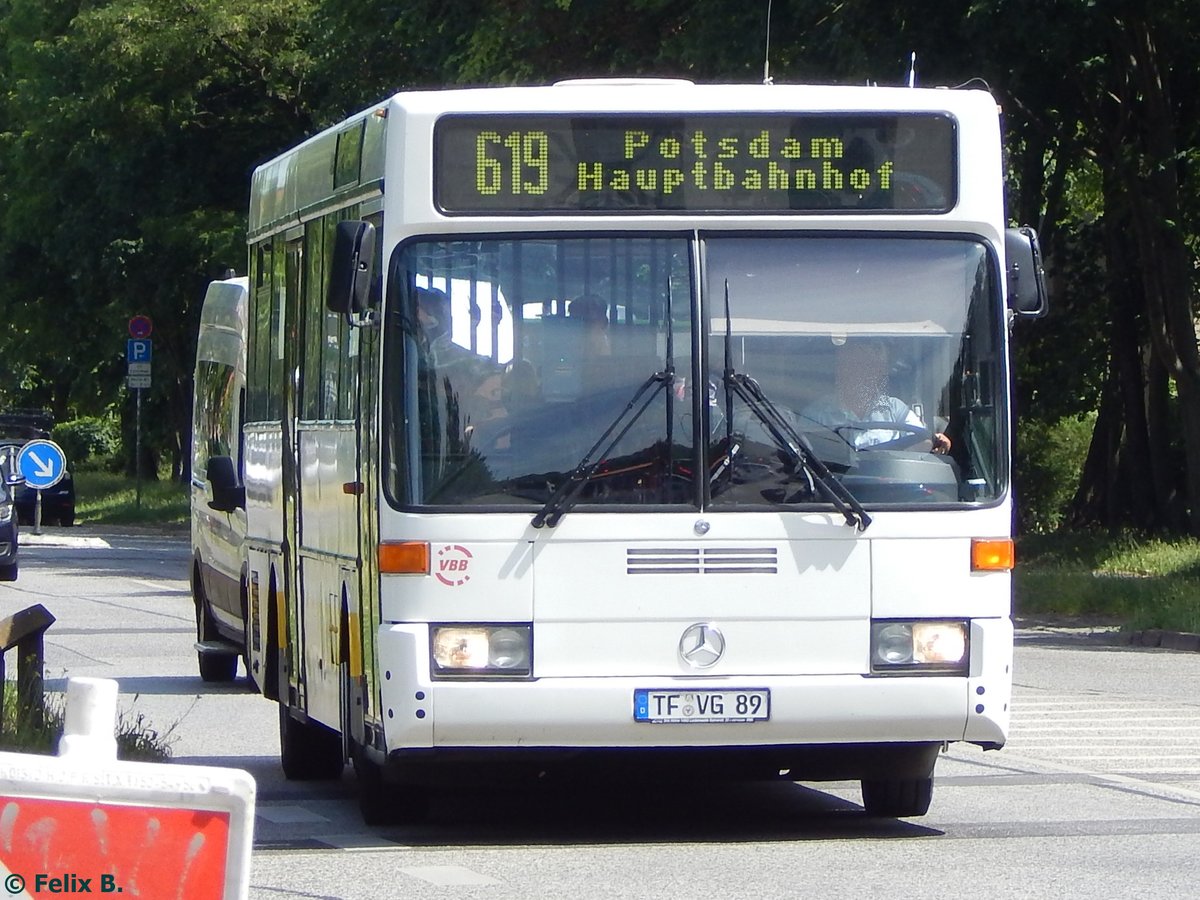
left=626, top=547, right=778, bottom=575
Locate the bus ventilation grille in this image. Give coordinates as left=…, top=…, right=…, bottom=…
left=626, top=547, right=778, bottom=575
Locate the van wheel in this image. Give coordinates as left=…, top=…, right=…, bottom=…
left=279, top=704, right=344, bottom=780
left=194, top=574, right=237, bottom=682
left=0, top=562, right=17, bottom=582
left=860, top=777, right=934, bottom=817
left=198, top=648, right=238, bottom=682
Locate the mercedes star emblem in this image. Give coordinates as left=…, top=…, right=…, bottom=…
left=679, top=623, right=725, bottom=669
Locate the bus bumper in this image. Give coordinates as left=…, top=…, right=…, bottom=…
left=377, top=617, right=1011, bottom=753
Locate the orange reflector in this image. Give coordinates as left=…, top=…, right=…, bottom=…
left=379, top=541, right=430, bottom=574
left=972, top=538, right=1015, bottom=571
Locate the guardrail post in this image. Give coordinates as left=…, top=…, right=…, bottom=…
left=0, top=603, right=56, bottom=730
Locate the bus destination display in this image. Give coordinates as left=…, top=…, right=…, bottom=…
left=435, top=113, right=956, bottom=214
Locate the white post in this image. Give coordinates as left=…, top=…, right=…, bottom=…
left=57, top=676, right=119, bottom=761
left=135, top=387, right=143, bottom=512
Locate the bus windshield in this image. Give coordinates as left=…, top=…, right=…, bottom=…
left=383, top=234, right=1005, bottom=511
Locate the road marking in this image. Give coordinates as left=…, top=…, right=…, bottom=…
left=257, top=806, right=331, bottom=825
left=317, top=834, right=410, bottom=851
left=399, top=866, right=501, bottom=886
left=1001, top=687, right=1200, bottom=799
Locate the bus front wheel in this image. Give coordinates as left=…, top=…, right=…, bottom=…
left=860, top=777, right=934, bottom=817
left=278, top=705, right=344, bottom=780
left=353, top=747, right=430, bottom=826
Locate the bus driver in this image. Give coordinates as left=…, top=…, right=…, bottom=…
left=804, top=339, right=951, bottom=454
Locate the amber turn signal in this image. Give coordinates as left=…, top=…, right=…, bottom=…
left=379, top=541, right=430, bottom=574
left=971, top=538, right=1014, bottom=571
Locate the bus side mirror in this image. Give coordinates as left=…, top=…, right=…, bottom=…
left=1005, top=226, right=1048, bottom=318
left=206, top=455, right=245, bottom=512
left=327, top=220, right=377, bottom=317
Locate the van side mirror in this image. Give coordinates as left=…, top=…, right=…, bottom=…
left=206, top=455, right=245, bottom=512
left=1005, top=226, right=1048, bottom=318
left=327, top=220, right=377, bottom=317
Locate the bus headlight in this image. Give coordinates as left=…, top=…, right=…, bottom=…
left=870, top=620, right=968, bottom=674
left=0, top=501, right=12, bottom=524
left=431, top=625, right=532, bottom=677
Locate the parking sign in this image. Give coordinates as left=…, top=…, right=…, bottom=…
left=127, top=339, right=153, bottom=363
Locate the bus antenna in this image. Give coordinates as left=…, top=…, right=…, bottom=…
left=906, top=51, right=917, bottom=88
left=763, top=0, right=774, bottom=85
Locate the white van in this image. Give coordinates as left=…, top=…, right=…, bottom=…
left=190, top=276, right=248, bottom=681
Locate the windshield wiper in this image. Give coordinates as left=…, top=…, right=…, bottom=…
left=720, top=281, right=871, bottom=532
left=531, top=370, right=673, bottom=528
left=532, top=286, right=677, bottom=529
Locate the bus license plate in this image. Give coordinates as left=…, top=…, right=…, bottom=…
left=634, top=689, right=770, bottom=724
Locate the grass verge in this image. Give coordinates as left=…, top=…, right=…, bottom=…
left=74, top=470, right=188, bottom=525
left=1016, top=531, right=1200, bottom=633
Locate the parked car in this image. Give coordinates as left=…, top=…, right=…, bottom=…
left=0, top=480, right=17, bottom=581
left=0, top=438, right=76, bottom=527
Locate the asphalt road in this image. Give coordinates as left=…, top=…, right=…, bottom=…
left=6, top=526, right=1200, bottom=899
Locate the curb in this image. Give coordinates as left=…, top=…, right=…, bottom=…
left=1127, top=629, right=1200, bottom=652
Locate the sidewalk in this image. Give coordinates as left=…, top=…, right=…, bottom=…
left=1014, top=613, right=1200, bottom=653
left=20, top=522, right=189, bottom=547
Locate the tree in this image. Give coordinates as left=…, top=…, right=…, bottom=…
left=1, top=0, right=1197, bottom=533
left=0, top=0, right=321, bottom=475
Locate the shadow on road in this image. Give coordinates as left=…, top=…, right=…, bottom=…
left=44, top=674, right=258, bottom=696
left=181, top=752, right=945, bottom=848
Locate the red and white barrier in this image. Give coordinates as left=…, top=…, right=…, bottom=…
left=0, top=677, right=255, bottom=898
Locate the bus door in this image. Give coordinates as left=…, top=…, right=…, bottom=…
left=281, top=233, right=307, bottom=710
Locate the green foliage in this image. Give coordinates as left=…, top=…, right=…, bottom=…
left=114, top=703, right=180, bottom=763
left=1014, top=414, right=1095, bottom=533
left=0, top=684, right=61, bottom=755
left=0, top=0, right=320, bottom=474
left=52, top=416, right=121, bottom=468
left=1016, top=531, right=1200, bottom=632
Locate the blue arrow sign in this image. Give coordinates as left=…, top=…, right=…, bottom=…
left=17, top=439, right=67, bottom=490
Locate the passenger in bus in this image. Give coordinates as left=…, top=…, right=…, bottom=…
left=414, top=286, right=504, bottom=439
left=415, top=287, right=462, bottom=368
left=568, top=294, right=612, bottom=357
left=501, top=358, right=541, bottom=413
left=804, top=339, right=951, bottom=453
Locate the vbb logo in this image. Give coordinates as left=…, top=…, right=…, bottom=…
left=434, top=545, right=473, bottom=586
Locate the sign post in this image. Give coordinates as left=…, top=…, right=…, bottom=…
left=126, top=318, right=153, bottom=511
left=15, top=440, right=66, bottom=536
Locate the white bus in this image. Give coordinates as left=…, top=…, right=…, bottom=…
left=190, top=276, right=249, bottom=681
left=208, top=80, right=1046, bottom=822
